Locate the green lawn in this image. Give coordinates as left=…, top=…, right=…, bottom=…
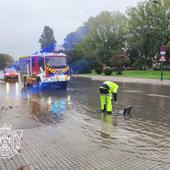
left=90, top=70, right=170, bottom=80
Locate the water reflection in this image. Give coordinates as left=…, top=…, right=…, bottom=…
left=6, top=82, right=9, bottom=95
left=1, top=77, right=170, bottom=166
left=100, top=113, right=114, bottom=139
left=21, top=87, right=71, bottom=124
left=5, top=82, right=19, bottom=97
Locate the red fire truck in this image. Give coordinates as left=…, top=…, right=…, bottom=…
left=19, top=53, right=70, bottom=89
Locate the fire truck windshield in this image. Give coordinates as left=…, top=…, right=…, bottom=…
left=45, top=56, right=67, bottom=68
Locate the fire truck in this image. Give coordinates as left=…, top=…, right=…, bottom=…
left=19, top=53, right=70, bottom=89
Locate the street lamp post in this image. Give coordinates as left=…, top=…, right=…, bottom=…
left=153, top=0, right=166, bottom=81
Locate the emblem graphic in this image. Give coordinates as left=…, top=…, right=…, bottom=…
left=0, top=125, right=23, bottom=158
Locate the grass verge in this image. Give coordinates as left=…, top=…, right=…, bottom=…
left=88, top=70, right=170, bottom=80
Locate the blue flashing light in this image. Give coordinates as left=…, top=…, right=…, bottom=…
left=40, top=44, right=56, bottom=53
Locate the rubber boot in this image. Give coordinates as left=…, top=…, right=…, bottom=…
left=107, top=111, right=112, bottom=114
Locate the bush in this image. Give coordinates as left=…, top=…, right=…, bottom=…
left=103, top=67, right=112, bottom=75
left=94, top=60, right=103, bottom=74
left=109, top=53, right=130, bottom=75
left=110, top=54, right=130, bottom=68
left=115, top=68, right=123, bottom=75
left=132, top=57, right=145, bottom=70
left=95, top=67, right=103, bottom=74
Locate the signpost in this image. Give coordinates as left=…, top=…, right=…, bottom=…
left=153, top=1, right=167, bottom=81
left=159, top=45, right=167, bottom=81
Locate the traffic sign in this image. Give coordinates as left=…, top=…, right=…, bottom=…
left=160, top=45, right=167, bottom=55
left=160, top=45, right=167, bottom=52
left=160, top=51, right=166, bottom=55
left=159, top=55, right=166, bottom=62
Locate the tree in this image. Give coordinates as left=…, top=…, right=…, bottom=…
left=73, top=11, right=128, bottom=66
left=0, top=54, right=13, bottom=70
left=63, top=25, right=89, bottom=50
left=63, top=11, right=128, bottom=73
left=126, top=0, right=170, bottom=69
left=64, top=1, right=170, bottom=71
left=85, top=11, right=127, bottom=64
left=110, top=54, right=130, bottom=75
left=39, top=26, right=56, bottom=52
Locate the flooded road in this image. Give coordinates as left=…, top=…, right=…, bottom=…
left=0, top=76, right=170, bottom=169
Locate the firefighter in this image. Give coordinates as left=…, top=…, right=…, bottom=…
left=99, top=81, right=119, bottom=114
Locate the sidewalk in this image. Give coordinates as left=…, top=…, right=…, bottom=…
left=73, top=74, right=170, bottom=86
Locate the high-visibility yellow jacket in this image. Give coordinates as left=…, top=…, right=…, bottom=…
left=103, top=81, right=119, bottom=93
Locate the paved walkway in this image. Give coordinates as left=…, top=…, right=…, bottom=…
left=73, top=74, right=170, bottom=86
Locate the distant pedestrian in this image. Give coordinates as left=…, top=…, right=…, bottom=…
left=99, top=81, right=119, bottom=114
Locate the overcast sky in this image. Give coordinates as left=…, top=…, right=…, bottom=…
left=0, top=0, right=140, bottom=58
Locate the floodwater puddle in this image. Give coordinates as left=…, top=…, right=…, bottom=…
left=1, top=77, right=170, bottom=164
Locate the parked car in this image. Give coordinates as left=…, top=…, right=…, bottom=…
left=3, top=68, right=18, bottom=81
